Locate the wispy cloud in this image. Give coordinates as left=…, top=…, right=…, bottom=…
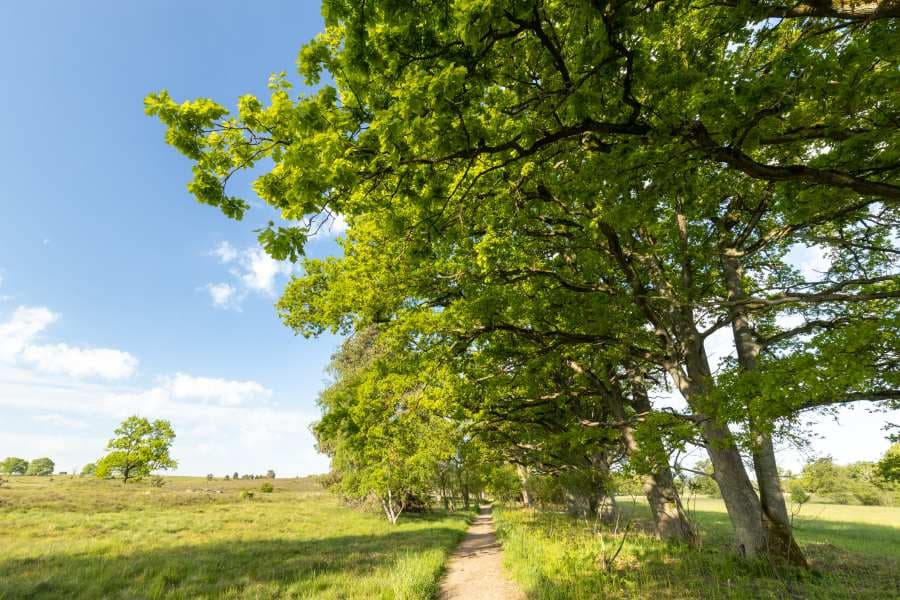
left=205, top=242, right=296, bottom=309
left=0, top=305, right=138, bottom=380
left=206, top=282, right=238, bottom=309
left=21, top=343, right=137, bottom=380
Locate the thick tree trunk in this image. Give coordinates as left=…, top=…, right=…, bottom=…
left=667, top=322, right=772, bottom=558
left=618, top=374, right=696, bottom=542
left=721, top=253, right=807, bottom=566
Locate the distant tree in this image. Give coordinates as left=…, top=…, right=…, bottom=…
left=94, top=416, right=177, bottom=485
left=686, top=460, right=719, bottom=497
left=80, top=462, right=96, bottom=477
left=233, top=471, right=239, bottom=480
left=266, top=470, right=275, bottom=479
left=0, top=457, right=28, bottom=475
left=224, top=474, right=230, bottom=481
left=798, top=457, right=844, bottom=495
left=206, top=473, right=214, bottom=481
left=26, top=457, right=55, bottom=476
left=877, top=443, right=900, bottom=483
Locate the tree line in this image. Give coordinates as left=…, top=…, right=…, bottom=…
left=147, top=0, right=899, bottom=566
left=0, top=457, right=55, bottom=476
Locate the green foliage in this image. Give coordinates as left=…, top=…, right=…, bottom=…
left=240, top=490, right=254, bottom=501
left=0, top=457, right=28, bottom=475
left=877, top=443, right=900, bottom=483
left=686, top=460, right=720, bottom=497
left=147, top=0, right=899, bottom=560
left=260, top=482, right=274, bottom=493
left=25, top=457, right=55, bottom=476
left=790, top=486, right=810, bottom=507
left=94, top=416, right=177, bottom=484
left=80, top=463, right=96, bottom=477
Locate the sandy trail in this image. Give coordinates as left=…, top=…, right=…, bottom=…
left=438, top=505, right=525, bottom=600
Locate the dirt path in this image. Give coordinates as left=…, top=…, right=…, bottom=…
left=438, top=505, right=525, bottom=600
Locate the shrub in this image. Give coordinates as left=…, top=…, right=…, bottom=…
left=830, top=491, right=852, bottom=504
left=149, top=476, right=167, bottom=488
left=266, top=469, right=276, bottom=479
left=224, top=474, right=230, bottom=480
left=854, top=489, right=884, bottom=506
left=240, top=490, right=254, bottom=501
left=260, top=482, right=274, bottom=493
left=790, top=487, right=810, bottom=506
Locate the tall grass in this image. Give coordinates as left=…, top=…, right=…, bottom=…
left=494, top=498, right=899, bottom=599
left=0, top=476, right=470, bottom=599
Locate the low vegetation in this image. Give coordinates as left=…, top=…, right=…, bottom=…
left=495, top=497, right=900, bottom=599
left=0, top=476, right=470, bottom=599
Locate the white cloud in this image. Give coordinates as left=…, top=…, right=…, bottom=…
left=206, top=282, right=238, bottom=309
left=0, top=305, right=137, bottom=381
left=309, top=213, right=348, bottom=239
left=0, top=306, right=58, bottom=361
left=167, top=372, right=271, bottom=406
left=787, top=244, right=832, bottom=281
left=236, top=247, right=293, bottom=295
left=21, top=343, right=138, bottom=380
left=33, top=413, right=88, bottom=429
left=211, top=241, right=238, bottom=263
left=205, top=242, right=296, bottom=309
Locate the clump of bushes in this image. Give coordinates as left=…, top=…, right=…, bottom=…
left=240, top=490, right=254, bottom=501
left=260, top=482, right=274, bottom=493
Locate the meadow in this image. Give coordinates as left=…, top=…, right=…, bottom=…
left=495, top=496, right=900, bottom=599
left=0, top=476, right=471, bottom=599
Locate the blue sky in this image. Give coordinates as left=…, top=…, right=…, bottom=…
left=0, top=2, right=895, bottom=477
left=0, top=1, right=340, bottom=476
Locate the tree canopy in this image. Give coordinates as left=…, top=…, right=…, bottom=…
left=148, top=0, right=898, bottom=563
left=95, top=416, right=177, bottom=484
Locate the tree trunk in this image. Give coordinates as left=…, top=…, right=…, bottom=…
left=627, top=375, right=696, bottom=542
left=583, top=362, right=695, bottom=542
left=516, top=463, right=531, bottom=507
left=720, top=252, right=807, bottom=565
left=667, top=323, right=772, bottom=558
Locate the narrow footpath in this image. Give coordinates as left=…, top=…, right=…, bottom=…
left=438, top=505, right=525, bottom=600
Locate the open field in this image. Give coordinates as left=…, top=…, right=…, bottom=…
left=0, top=476, right=471, bottom=599
left=495, top=497, right=900, bottom=599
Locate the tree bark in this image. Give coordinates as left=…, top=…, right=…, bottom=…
left=667, top=321, right=772, bottom=558
left=516, top=463, right=531, bottom=507
left=626, top=376, right=697, bottom=543
left=721, top=252, right=807, bottom=566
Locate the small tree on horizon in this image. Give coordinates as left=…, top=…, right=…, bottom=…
left=94, top=416, right=177, bottom=484
left=266, top=470, right=275, bottom=479
left=0, top=457, right=28, bottom=475
left=25, top=457, right=55, bottom=476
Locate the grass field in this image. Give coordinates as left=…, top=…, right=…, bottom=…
left=495, top=496, right=900, bottom=599
left=0, top=476, right=471, bottom=599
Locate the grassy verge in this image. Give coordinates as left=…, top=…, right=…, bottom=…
left=0, top=476, right=471, bottom=599
left=494, top=498, right=899, bottom=599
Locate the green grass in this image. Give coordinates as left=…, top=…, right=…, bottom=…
left=494, top=497, right=900, bottom=599
left=0, top=476, right=471, bottom=599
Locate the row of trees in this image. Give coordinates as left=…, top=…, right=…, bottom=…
left=148, top=0, right=899, bottom=567
left=785, top=448, right=900, bottom=505
left=0, top=456, right=55, bottom=476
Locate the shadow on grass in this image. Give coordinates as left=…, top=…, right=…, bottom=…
left=499, top=508, right=899, bottom=600
left=0, top=518, right=468, bottom=599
